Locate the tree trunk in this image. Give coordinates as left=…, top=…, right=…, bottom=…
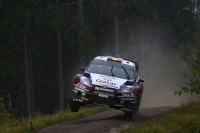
left=23, top=34, right=32, bottom=117
left=57, top=27, right=65, bottom=110
left=78, top=0, right=84, bottom=21
left=111, top=0, right=119, bottom=57
left=29, top=46, right=34, bottom=116
left=78, top=0, right=85, bottom=66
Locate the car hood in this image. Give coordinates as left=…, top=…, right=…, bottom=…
left=90, top=73, right=127, bottom=89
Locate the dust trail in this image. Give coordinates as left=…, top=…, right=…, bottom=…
left=102, top=24, right=200, bottom=107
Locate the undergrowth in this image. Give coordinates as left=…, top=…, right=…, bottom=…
left=123, top=100, right=200, bottom=133
left=0, top=106, right=110, bottom=133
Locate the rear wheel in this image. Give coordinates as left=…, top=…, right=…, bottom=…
left=70, top=98, right=80, bottom=112
left=125, top=94, right=141, bottom=120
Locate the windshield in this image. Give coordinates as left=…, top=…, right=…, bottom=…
left=86, top=59, right=137, bottom=80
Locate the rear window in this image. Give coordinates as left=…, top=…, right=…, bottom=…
left=86, top=59, right=137, bottom=80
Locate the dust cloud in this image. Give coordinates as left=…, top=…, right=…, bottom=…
left=102, top=24, right=200, bottom=107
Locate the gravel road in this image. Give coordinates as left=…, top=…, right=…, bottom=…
left=37, top=106, right=173, bottom=133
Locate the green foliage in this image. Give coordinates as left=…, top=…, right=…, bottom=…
left=123, top=101, right=200, bottom=133
left=175, top=26, right=200, bottom=95
left=0, top=107, right=110, bottom=133
left=0, top=95, right=16, bottom=124
left=0, top=97, right=5, bottom=112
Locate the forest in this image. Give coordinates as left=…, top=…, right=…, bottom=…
left=0, top=0, right=200, bottom=119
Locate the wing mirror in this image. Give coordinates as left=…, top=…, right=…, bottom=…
left=137, top=78, right=144, bottom=84
left=80, top=67, right=85, bottom=72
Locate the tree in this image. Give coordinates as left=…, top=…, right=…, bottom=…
left=28, top=45, right=35, bottom=116
left=23, top=32, right=32, bottom=117
left=175, top=15, right=200, bottom=95
left=47, top=2, right=66, bottom=110
left=78, top=0, right=84, bottom=20
left=76, top=0, right=96, bottom=63
left=57, top=26, right=65, bottom=110
left=22, top=1, right=39, bottom=117
left=111, top=0, right=119, bottom=57
left=1, top=0, right=37, bottom=117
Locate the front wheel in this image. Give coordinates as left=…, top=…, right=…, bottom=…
left=125, top=94, right=141, bottom=120
left=70, top=98, right=80, bottom=112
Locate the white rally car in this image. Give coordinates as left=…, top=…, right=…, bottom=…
left=70, top=56, right=144, bottom=120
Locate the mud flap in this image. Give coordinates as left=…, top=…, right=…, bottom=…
left=70, top=98, right=80, bottom=112
left=124, top=94, right=141, bottom=120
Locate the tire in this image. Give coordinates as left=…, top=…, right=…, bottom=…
left=125, top=94, right=141, bottom=120
left=70, top=98, right=80, bottom=112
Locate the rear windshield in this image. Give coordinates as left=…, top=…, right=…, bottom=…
left=86, top=59, right=137, bottom=80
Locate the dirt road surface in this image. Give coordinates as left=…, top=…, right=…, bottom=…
left=37, top=107, right=173, bottom=133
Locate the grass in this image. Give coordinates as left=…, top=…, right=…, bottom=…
left=2, top=101, right=200, bottom=133
left=0, top=106, right=111, bottom=133
left=123, top=100, right=200, bottom=133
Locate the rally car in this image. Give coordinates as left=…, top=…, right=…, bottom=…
left=70, top=56, right=144, bottom=120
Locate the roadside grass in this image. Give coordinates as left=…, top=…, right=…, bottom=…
left=123, top=100, right=200, bottom=133
left=0, top=106, right=111, bottom=133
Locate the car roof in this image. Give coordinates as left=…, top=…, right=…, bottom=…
left=94, top=56, right=137, bottom=67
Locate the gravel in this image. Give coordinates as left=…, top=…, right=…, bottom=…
left=37, top=106, right=174, bottom=133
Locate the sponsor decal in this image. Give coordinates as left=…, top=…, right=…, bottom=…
left=98, top=94, right=108, bottom=98
left=95, top=87, right=114, bottom=93
left=122, top=93, right=131, bottom=96
left=121, top=97, right=135, bottom=101
left=76, top=83, right=86, bottom=89
left=96, top=79, right=117, bottom=86
left=90, top=73, right=127, bottom=89
left=99, top=74, right=117, bottom=80
left=103, top=77, right=112, bottom=81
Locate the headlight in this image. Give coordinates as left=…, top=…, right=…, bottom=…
left=122, top=86, right=134, bottom=93
left=80, top=76, right=92, bottom=87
